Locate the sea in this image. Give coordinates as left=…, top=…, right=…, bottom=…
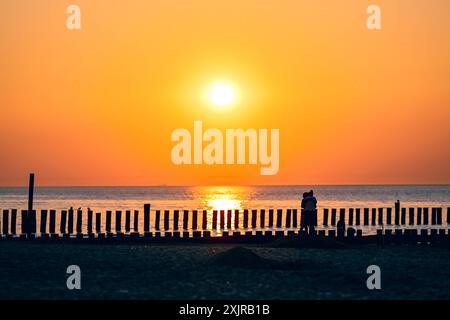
left=1, top=185, right=449, bottom=234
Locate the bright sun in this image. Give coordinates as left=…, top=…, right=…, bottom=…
left=207, top=82, right=236, bottom=108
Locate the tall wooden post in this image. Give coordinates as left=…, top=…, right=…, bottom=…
left=27, top=173, right=34, bottom=234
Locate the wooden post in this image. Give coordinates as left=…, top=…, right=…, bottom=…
left=417, top=208, right=422, bottom=225
left=95, top=212, right=101, bottom=234
left=331, top=209, right=337, bottom=226
left=192, top=210, right=198, bottom=230
left=437, top=208, right=442, bottom=225
left=339, top=208, right=345, bottom=223
left=27, top=173, right=35, bottom=232
left=11, top=209, right=17, bottom=235
left=202, top=210, right=207, bottom=231
left=348, top=208, right=354, bottom=226
left=21, top=210, right=28, bottom=235
left=164, top=210, right=170, bottom=231
left=227, top=210, right=232, bottom=229
left=173, top=210, right=179, bottom=231
left=87, top=209, right=93, bottom=234
left=134, top=210, right=140, bottom=232
left=40, top=210, right=48, bottom=234
left=105, top=210, right=112, bottom=233
left=401, top=208, right=406, bottom=225
left=234, top=209, right=240, bottom=229
left=76, top=209, right=83, bottom=234
left=154, top=210, right=160, bottom=231
left=68, top=208, right=74, bottom=234
left=409, top=208, right=414, bottom=225
left=323, top=208, right=329, bottom=226
left=268, top=209, right=274, bottom=228
left=115, top=210, right=122, bottom=233
left=29, top=210, right=36, bottom=234
left=220, top=210, right=225, bottom=229
left=251, top=209, right=257, bottom=229
left=423, top=208, right=429, bottom=225
left=243, top=209, right=249, bottom=229
left=276, top=209, right=282, bottom=228
left=60, top=210, right=67, bottom=234
left=285, top=209, right=292, bottom=229
left=395, top=200, right=400, bottom=224
left=355, top=208, right=361, bottom=226
left=378, top=208, right=383, bottom=225
left=183, top=210, right=189, bottom=230
left=292, top=209, right=297, bottom=228
left=386, top=208, right=392, bottom=225
left=125, top=210, right=131, bottom=233
left=2, top=210, right=8, bottom=235
left=144, top=204, right=151, bottom=233
left=261, top=209, right=266, bottom=229
left=431, top=208, right=437, bottom=225
left=212, top=210, right=218, bottom=229
left=371, top=208, right=376, bottom=225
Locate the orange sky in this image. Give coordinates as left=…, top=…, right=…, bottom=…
left=1, top=0, right=449, bottom=186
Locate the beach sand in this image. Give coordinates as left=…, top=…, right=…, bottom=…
left=0, top=242, right=449, bottom=299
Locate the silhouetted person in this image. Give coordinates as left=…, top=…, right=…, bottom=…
left=337, top=218, right=346, bottom=239
left=302, top=190, right=317, bottom=235
left=300, top=192, right=309, bottom=234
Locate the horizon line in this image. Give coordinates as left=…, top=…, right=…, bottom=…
left=1, top=183, right=450, bottom=188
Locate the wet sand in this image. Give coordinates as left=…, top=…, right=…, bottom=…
left=0, top=242, right=449, bottom=299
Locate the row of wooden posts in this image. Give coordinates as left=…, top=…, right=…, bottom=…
left=0, top=205, right=449, bottom=237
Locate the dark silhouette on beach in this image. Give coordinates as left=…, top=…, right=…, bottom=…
left=301, top=190, right=317, bottom=235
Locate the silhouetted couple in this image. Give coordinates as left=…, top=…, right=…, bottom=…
left=301, top=190, right=317, bottom=235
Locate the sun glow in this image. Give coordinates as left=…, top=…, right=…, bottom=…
left=207, top=81, right=237, bottom=108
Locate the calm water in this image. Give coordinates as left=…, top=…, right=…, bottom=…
left=1, top=185, right=449, bottom=235
left=1, top=185, right=449, bottom=212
